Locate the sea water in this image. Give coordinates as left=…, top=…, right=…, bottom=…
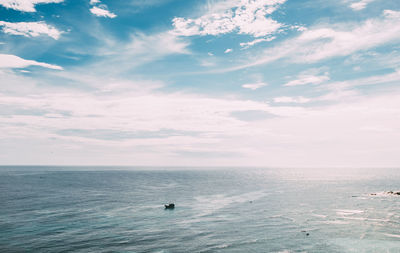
left=0, top=166, right=399, bottom=252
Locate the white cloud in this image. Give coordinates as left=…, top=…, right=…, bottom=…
left=90, top=6, right=117, bottom=18
left=324, top=69, right=400, bottom=91
left=89, top=0, right=117, bottom=18
left=1, top=62, right=400, bottom=167
left=274, top=96, right=311, bottom=103
left=349, top=0, right=375, bottom=11
left=284, top=73, right=330, bottom=87
left=290, top=10, right=400, bottom=63
left=172, top=0, right=286, bottom=37
left=240, top=36, right=275, bottom=49
left=199, top=59, right=217, bottom=67
left=224, top=48, right=232, bottom=53
left=99, top=79, right=165, bottom=94
left=0, top=54, right=62, bottom=70
left=0, top=87, right=272, bottom=144
left=242, top=82, right=268, bottom=90
left=226, top=10, right=400, bottom=71
left=0, top=21, right=62, bottom=40
left=127, top=32, right=190, bottom=57
left=55, top=31, right=190, bottom=76
left=307, top=69, right=400, bottom=103
left=2, top=76, right=400, bottom=167
left=316, top=89, right=360, bottom=102
left=0, top=0, right=63, bottom=12
left=290, top=25, right=307, bottom=32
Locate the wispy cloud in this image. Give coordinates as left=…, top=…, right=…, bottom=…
left=308, top=69, right=400, bottom=102
left=0, top=0, right=63, bottom=12
left=0, top=21, right=62, bottom=39
left=227, top=10, right=400, bottom=71
left=242, top=82, right=268, bottom=90
left=89, top=0, right=116, bottom=18
left=288, top=10, right=400, bottom=63
left=273, top=96, right=311, bottom=103
left=90, top=6, right=116, bottom=18
left=0, top=87, right=272, bottom=144
left=240, top=36, right=275, bottom=49
left=126, top=31, right=190, bottom=58
left=349, top=0, right=376, bottom=11
left=64, top=31, right=190, bottom=76
left=324, top=69, right=400, bottom=91
left=0, top=54, right=62, bottom=70
left=284, top=71, right=330, bottom=87
left=172, top=0, right=286, bottom=37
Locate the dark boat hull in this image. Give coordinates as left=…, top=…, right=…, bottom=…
left=165, top=203, right=175, bottom=209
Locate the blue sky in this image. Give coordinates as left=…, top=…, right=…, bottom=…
left=0, top=0, right=400, bottom=167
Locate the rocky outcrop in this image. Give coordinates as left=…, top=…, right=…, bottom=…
left=368, top=191, right=400, bottom=196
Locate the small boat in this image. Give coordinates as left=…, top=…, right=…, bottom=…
left=164, top=203, right=175, bottom=209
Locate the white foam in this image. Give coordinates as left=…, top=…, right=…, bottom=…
left=368, top=191, right=400, bottom=197
left=383, top=233, right=400, bottom=238
left=336, top=209, right=364, bottom=216
left=324, top=220, right=349, bottom=225
left=274, top=250, right=306, bottom=253
left=215, top=243, right=230, bottom=249
left=342, top=217, right=390, bottom=222
left=312, top=214, right=328, bottom=218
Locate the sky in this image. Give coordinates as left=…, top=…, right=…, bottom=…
left=0, top=0, right=400, bottom=167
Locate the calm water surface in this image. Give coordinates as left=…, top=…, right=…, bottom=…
left=0, top=167, right=399, bottom=252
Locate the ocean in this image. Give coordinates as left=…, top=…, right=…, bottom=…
left=0, top=166, right=399, bottom=252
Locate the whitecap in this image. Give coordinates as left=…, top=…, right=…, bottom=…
left=215, top=243, right=230, bottom=249
left=342, top=216, right=390, bottom=223
left=383, top=233, right=400, bottom=238
left=336, top=209, right=364, bottom=216
left=312, top=213, right=328, bottom=218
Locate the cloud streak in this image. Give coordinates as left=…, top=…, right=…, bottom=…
left=89, top=0, right=117, bottom=18
left=240, top=36, right=275, bottom=49
left=90, top=6, right=116, bottom=18
left=0, top=0, right=63, bottom=12
left=224, top=10, right=400, bottom=71
left=0, top=21, right=62, bottom=39
left=284, top=73, right=329, bottom=87
left=273, top=96, right=311, bottom=103
left=242, top=82, right=268, bottom=90
left=0, top=54, right=62, bottom=70
left=349, top=0, right=376, bottom=11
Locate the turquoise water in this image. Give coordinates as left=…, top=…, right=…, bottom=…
left=1, top=167, right=399, bottom=252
